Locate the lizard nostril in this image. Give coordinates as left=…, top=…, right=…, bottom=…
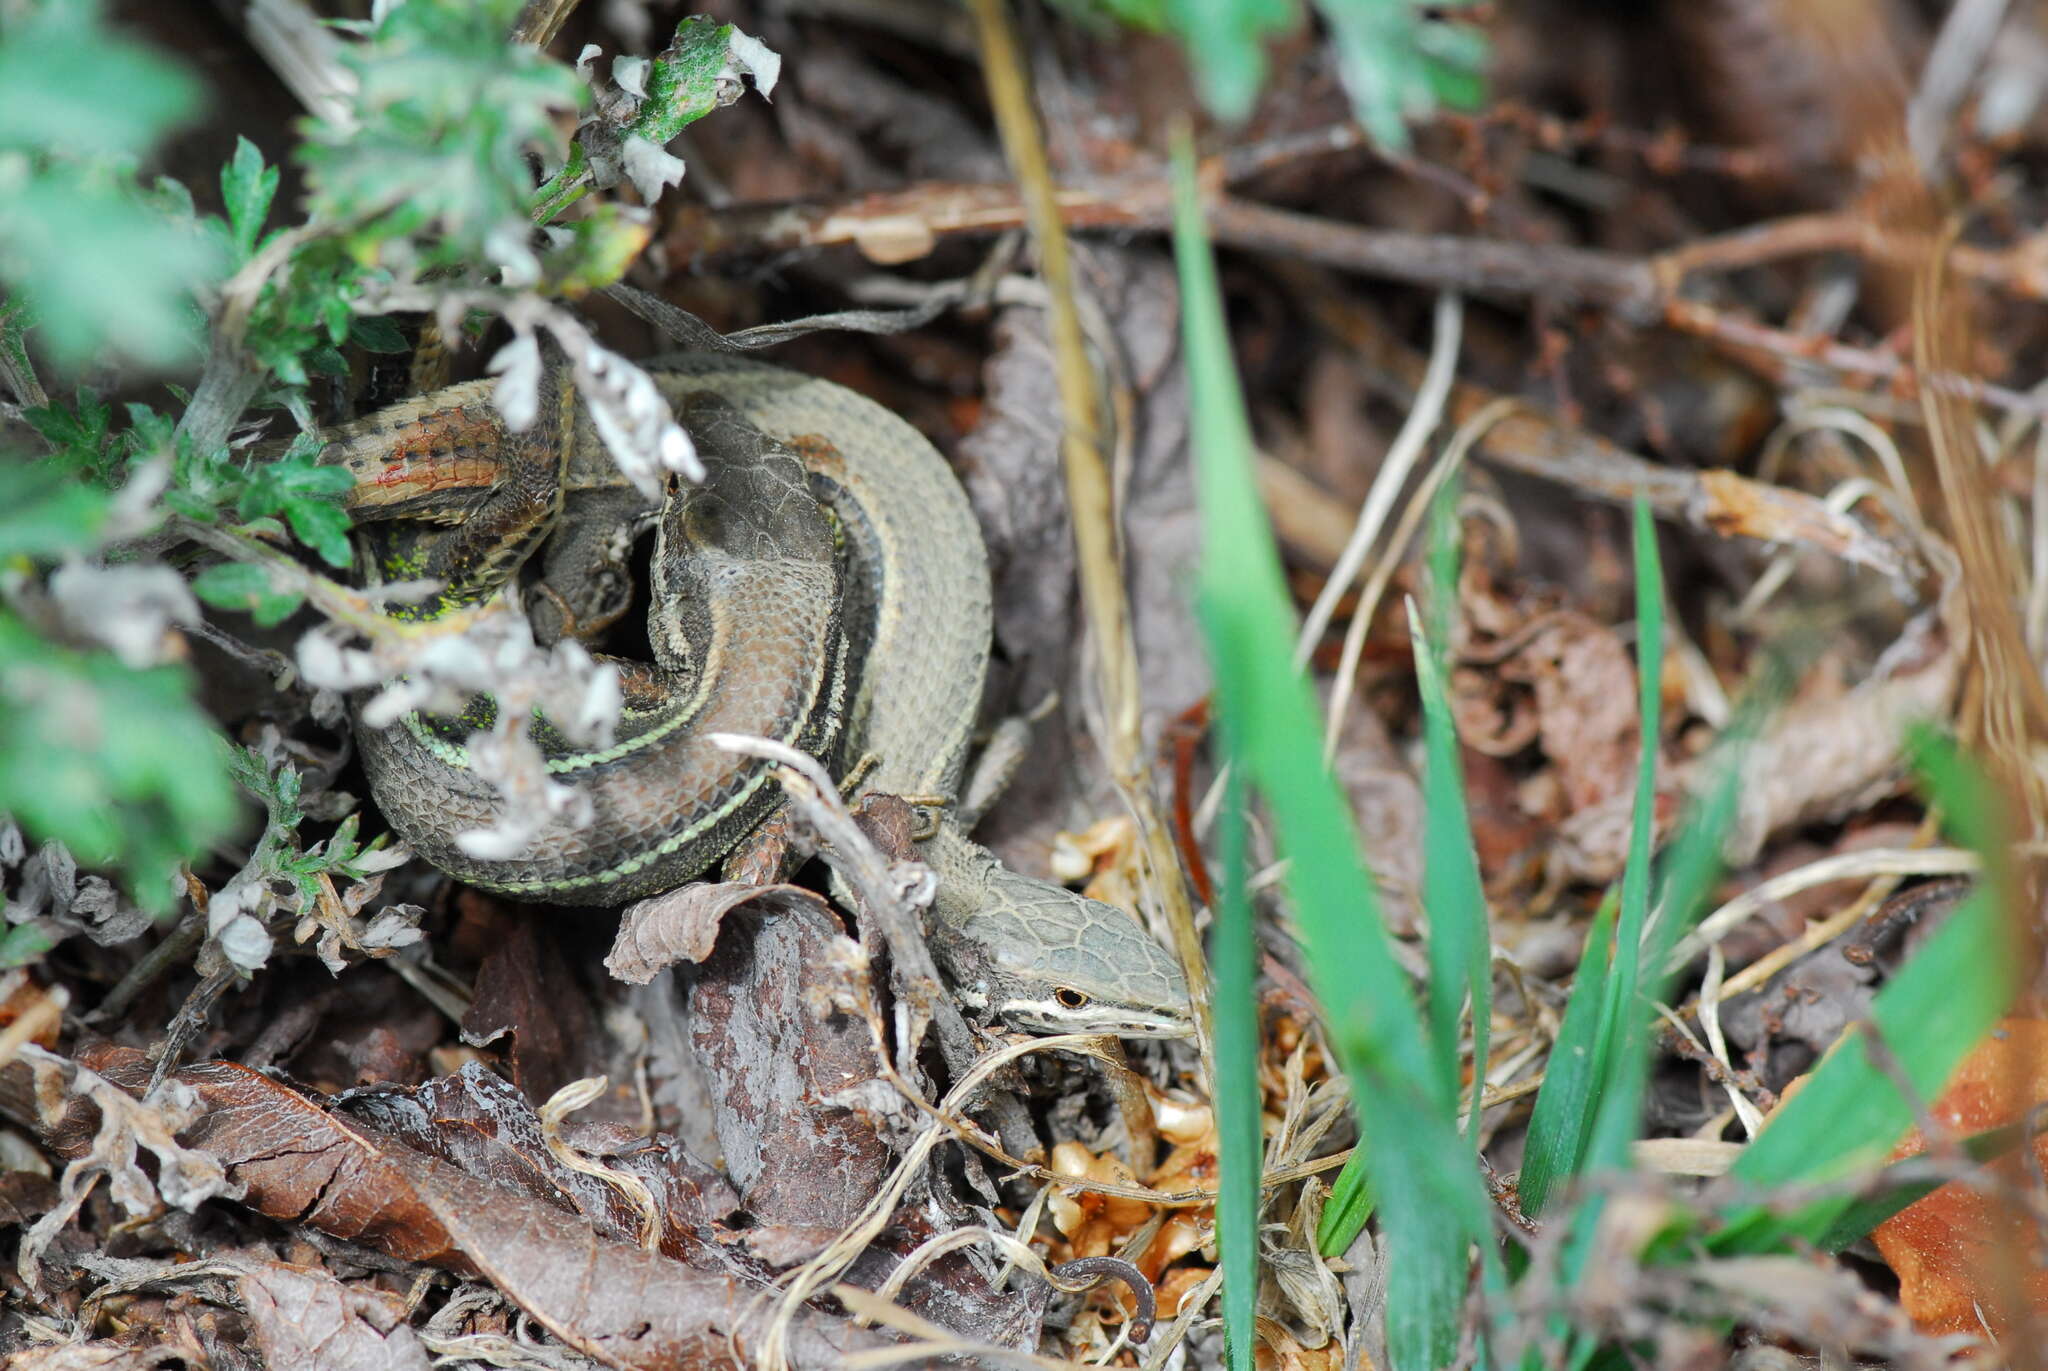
left=1054, top=987, right=1089, bottom=1010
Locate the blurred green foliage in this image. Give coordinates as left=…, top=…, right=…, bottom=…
left=0, top=602, right=237, bottom=915
left=300, top=0, right=583, bottom=271
left=0, top=0, right=220, bottom=370
left=1060, top=0, right=1486, bottom=146
left=0, top=0, right=613, bottom=918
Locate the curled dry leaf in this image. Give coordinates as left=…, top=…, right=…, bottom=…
left=339, top=1061, right=739, bottom=1269
left=1496, top=612, right=1644, bottom=819
left=606, top=881, right=831, bottom=983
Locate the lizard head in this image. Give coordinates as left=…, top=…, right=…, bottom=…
left=933, top=866, right=1195, bottom=1040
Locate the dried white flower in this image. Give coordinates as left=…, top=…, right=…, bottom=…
left=621, top=134, right=686, bottom=204
left=485, top=222, right=542, bottom=289
left=359, top=905, right=425, bottom=951
left=206, top=873, right=262, bottom=939
left=216, top=913, right=274, bottom=971
left=567, top=338, right=701, bottom=495
left=723, top=29, right=781, bottom=101
left=488, top=332, right=544, bottom=433
left=611, top=53, right=650, bottom=99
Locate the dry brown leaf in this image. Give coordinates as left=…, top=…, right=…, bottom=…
left=684, top=898, right=898, bottom=1266
left=605, top=882, right=831, bottom=984
left=461, top=914, right=603, bottom=1104
left=28, top=1047, right=895, bottom=1371
left=1872, top=1016, right=2048, bottom=1340
left=237, top=1260, right=432, bottom=1371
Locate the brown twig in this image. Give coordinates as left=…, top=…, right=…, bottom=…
left=1288, top=277, right=1927, bottom=585
left=963, top=0, right=1209, bottom=1076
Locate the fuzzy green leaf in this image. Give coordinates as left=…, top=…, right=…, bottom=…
left=0, top=456, right=109, bottom=560
left=0, top=0, right=201, bottom=158
left=0, top=610, right=239, bottom=911
left=192, top=561, right=304, bottom=628
left=281, top=498, right=353, bottom=569
left=220, top=135, right=279, bottom=261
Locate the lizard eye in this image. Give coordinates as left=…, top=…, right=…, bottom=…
left=1054, top=987, right=1089, bottom=1010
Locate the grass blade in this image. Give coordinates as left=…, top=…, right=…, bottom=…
left=1172, top=128, right=1488, bottom=1370
left=1519, top=498, right=1666, bottom=1213
left=1586, top=498, right=1665, bottom=1152
left=1417, top=477, right=1491, bottom=1140
left=1213, top=765, right=1261, bottom=1371
left=1319, top=482, right=1490, bottom=1256
left=1515, top=890, right=1617, bottom=1215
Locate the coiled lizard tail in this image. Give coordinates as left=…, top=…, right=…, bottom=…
left=353, top=387, right=848, bottom=905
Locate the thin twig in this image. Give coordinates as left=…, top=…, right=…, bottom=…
left=707, top=733, right=980, bottom=1081
left=962, top=0, right=1209, bottom=1075
left=1294, top=290, right=1462, bottom=669
left=1664, top=846, right=1981, bottom=973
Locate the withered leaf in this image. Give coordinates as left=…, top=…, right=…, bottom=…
left=461, top=914, right=603, bottom=1102
left=606, top=881, right=829, bottom=984
left=237, top=1260, right=432, bottom=1371
left=337, top=1060, right=739, bottom=1266
left=686, top=900, right=897, bottom=1265
left=50, top=1049, right=898, bottom=1370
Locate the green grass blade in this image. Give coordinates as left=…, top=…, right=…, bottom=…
left=1322, top=484, right=1491, bottom=1255
left=1418, top=477, right=1491, bottom=1139
left=1713, top=883, right=2010, bottom=1249
left=1589, top=499, right=1665, bottom=1141
left=1173, top=129, right=1487, bottom=1370
left=1316, top=1147, right=1374, bottom=1256
left=1518, top=499, right=1667, bottom=1213
left=1213, top=765, right=1262, bottom=1371
left=1810, top=1118, right=2028, bottom=1251
left=1515, top=890, right=1617, bottom=1215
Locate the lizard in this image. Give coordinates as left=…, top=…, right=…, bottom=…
left=318, top=352, right=1194, bottom=1039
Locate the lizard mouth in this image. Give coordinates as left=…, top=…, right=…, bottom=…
left=998, top=1003, right=1197, bottom=1040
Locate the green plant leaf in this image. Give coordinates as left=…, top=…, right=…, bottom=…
left=1575, top=499, right=1665, bottom=1177
left=348, top=314, right=409, bottom=354
left=0, top=0, right=201, bottom=158
left=1713, top=731, right=2020, bottom=1251
left=1417, top=477, right=1489, bottom=1138
left=220, top=135, right=279, bottom=261
left=0, top=457, right=108, bottom=560
left=299, top=0, right=584, bottom=275
left=1163, top=0, right=1297, bottom=123
left=0, top=610, right=240, bottom=911
left=192, top=561, right=304, bottom=628
left=1315, top=0, right=1490, bottom=150
left=1214, top=767, right=1262, bottom=1371
left=1516, top=889, right=1617, bottom=1217
left=234, top=444, right=356, bottom=567
left=0, top=169, right=221, bottom=370
left=281, top=498, right=353, bottom=569
left=628, top=17, right=769, bottom=145
left=0, top=1, right=219, bottom=370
